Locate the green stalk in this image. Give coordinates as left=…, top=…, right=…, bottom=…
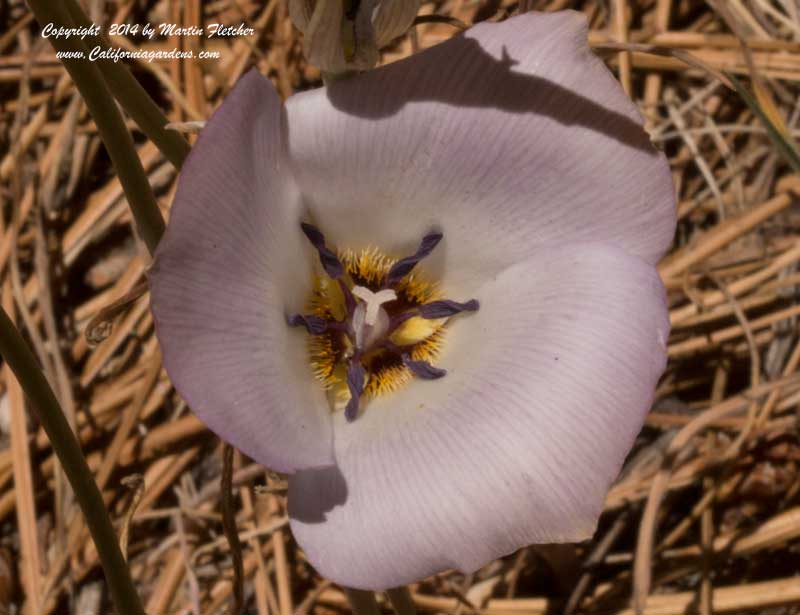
left=0, top=307, right=144, bottom=615
left=59, top=0, right=189, bottom=169
left=28, top=0, right=165, bottom=255
left=345, top=588, right=381, bottom=615
left=14, top=3, right=170, bottom=611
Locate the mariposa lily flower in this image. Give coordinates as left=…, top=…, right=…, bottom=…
left=150, top=11, right=675, bottom=590
left=289, top=0, right=422, bottom=73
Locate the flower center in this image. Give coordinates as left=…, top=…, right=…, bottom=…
left=287, top=223, right=479, bottom=421
left=350, top=286, right=396, bottom=351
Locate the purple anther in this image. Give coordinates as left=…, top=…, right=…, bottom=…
left=385, top=231, right=443, bottom=287
left=387, top=310, right=416, bottom=335
left=419, top=299, right=480, bottom=319
left=381, top=340, right=404, bottom=355
left=402, top=354, right=447, bottom=379
left=301, top=222, right=344, bottom=280
left=344, top=360, right=366, bottom=421
left=287, top=313, right=330, bottom=335
left=338, top=279, right=357, bottom=316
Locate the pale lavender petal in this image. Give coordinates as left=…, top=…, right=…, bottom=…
left=289, top=242, right=669, bottom=590
left=285, top=11, right=675, bottom=294
left=150, top=70, right=333, bottom=473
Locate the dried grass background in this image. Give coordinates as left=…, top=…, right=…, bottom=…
left=2, top=0, right=800, bottom=613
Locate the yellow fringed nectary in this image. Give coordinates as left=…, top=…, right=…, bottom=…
left=305, top=246, right=447, bottom=409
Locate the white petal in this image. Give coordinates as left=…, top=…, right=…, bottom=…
left=285, top=11, right=675, bottom=295
left=150, top=71, right=334, bottom=473
left=289, top=242, right=668, bottom=589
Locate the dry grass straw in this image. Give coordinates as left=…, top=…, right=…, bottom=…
left=1, top=0, right=800, bottom=613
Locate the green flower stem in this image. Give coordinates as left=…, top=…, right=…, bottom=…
left=59, top=0, right=190, bottom=169
left=345, top=588, right=381, bottom=615
left=27, top=0, right=165, bottom=255
left=0, top=306, right=144, bottom=615
left=387, top=587, right=418, bottom=615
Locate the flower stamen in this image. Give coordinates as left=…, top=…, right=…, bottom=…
left=401, top=354, right=447, bottom=379
left=384, top=231, right=443, bottom=288
left=345, top=359, right=366, bottom=421
left=418, top=299, right=480, bottom=319
left=301, top=222, right=345, bottom=279
left=287, top=313, right=345, bottom=335
left=287, top=314, right=329, bottom=334
left=294, top=223, right=479, bottom=420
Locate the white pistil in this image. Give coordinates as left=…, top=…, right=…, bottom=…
left=351, top=286, right=397, bottom=352
left=351, top=286, right=397, bottom=326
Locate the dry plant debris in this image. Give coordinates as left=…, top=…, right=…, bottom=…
left=1, top=0, right=800, bottom=613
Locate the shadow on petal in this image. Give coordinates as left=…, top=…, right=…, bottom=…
left=325, top=17, right=655, bottom=153
left=288, top=464, right=349, bottom=523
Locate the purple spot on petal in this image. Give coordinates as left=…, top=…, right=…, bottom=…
left=402, top=354, right=447, bottom=379
left=385, top=231, right=443, bottom=287
left=419, top=299, right=479, bottom=319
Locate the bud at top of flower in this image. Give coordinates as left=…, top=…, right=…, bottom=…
left=289, top=0, right=422, bottom=74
